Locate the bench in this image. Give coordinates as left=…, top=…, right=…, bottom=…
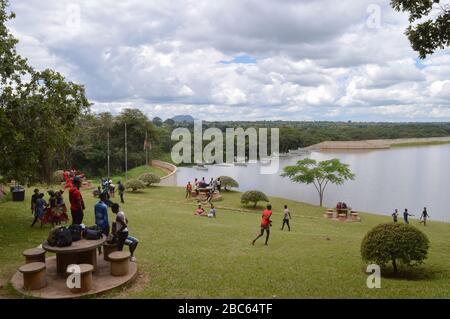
left=109, top=251, right=131, bottom=276
left=66, top=264, right=94, bottom=293
left=103, top=242, right=118, bottom=261
left=23, top=248, right=46, bottom=264
left=18, top=262, right=46, bottom=291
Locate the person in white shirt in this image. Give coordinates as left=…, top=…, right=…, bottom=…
left=111, top=203, right=139, bottom=262
left=281, top=205, right=292, bottom=231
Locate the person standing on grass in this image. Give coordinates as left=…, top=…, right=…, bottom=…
left=392, top=209, right=399, bottom=223
left=95, top=192, right=110, bottom=254
left=419, top=207, right=429, bottom=226
left=31, top=193, right=46, bottom=227
left=111, top=203, right=138, bottom=262
left=69, top=176, right=85, bottom=225
left=252, top=204, right=273, bottom=246
left=185, top=181, right=192, bottom=199
left=403, top=208, right=414, bottom=224
left=118, top=181, right=125, bottom=204
left=281, top=205, right=292, bottom=231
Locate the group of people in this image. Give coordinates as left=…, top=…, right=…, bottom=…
left=194, top=204, right=217, bottom=218
left=31, top=189, right=68, bottom=227
left=62, top=168, right=86, bottom=189
left=185, top=177, right=222, bottom=198
left=93, top=178, right=126, bottom=204
left=392, top=207, right=430, bottom=226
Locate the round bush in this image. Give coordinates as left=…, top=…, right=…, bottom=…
left=241, top=190, right=269, bottom=208
left=139, top=173, right=161, bottom=186
left=361, top=223, right=429, bottom=274
left=219, top=176, right=239, bottom=191
left=53, top=170, right=65, bottom=183
left=124, top=179, right=146, bottom=192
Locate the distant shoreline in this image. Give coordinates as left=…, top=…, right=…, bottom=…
left=308, top=136, right=450, bottom=150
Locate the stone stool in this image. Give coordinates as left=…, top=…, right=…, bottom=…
left=18, top=262, right=46, bottom=291
left=103, top=242, right=118, bottom=261
left=23, top=248, right=46, bottom=264
left=351, top=212, right=360, bottom=221
left=338, top=214, right=347, bottom=222
left=109, top=251, right=131, bottom=276
left=66, top=264, right=94, bottom=293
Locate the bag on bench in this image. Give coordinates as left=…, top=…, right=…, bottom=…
left=84, top=225, right=103, bottom=240
left=69, top=224, right=83, bottom=242
left=47, top=226, right=63, bottom=246
left=55, top=227, right=72, bottom=247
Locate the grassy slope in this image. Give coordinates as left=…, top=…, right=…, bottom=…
left=1, top=186, right=450, bottom=299
left=107, top=165, right=167, bottom=183
left=391, top=141, right=450, bottom=148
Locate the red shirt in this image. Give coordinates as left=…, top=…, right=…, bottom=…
left=261, top=209, right=272, bottom=227
left=69, top=187, right=85, bottom=211
left=186, top=183, right=192, bottom=191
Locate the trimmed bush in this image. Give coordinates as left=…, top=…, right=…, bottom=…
left=124, top=179, right=146, bottom=192
left=361, top=223, right=429, bottom=274
left=139, top=173, right=161, bottom=186
left=219, top=176, right=239, bottom=191
left=53, top=170, right=65, bottom=183
left=241, top=190, right=269, bottom=208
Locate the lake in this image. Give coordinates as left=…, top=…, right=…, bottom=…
left=173, top=144, right=450, bottom=222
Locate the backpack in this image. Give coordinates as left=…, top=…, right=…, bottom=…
left=47, top=226, right=63, bottom=246
left=84, top=225, right=103, bottom=240
left=55, top=227, right=72, bottom=247
left=68, top=224, right=83, bottom=242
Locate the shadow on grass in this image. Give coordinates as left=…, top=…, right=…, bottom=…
left=364, top=264, right=446, bottom=281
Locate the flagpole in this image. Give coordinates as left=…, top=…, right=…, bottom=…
left=125, top=123, right=128, bottom=181
left=107, top=131, right=110, bottom=179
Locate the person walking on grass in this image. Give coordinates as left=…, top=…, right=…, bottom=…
left=419, top=207, right=429, bottom=226
left=392, top=209, right=399, bottom=223
left=118, top=181, right=125, bottom=204
left=185, top=181, right=192, bottom=199
left=281, top=205, right=292, bottom=231
left=252, top=204, right=273, bottom=246
left=31, top=188, right=39, bottom=216
left=95, top=193, right=110, bottom=254
left=111, top=203, right=138, bottom=262
left=31, top=193, right=46, bottom=228
left=403, top=208, right=414, bottom=224
left=69, top=176, right=85, bottom=225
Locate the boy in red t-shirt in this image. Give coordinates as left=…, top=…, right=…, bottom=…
left=252, top=204, right=273, bottom=246
left=185, top=182, right=192, bottom=199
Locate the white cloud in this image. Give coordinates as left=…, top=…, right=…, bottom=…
left=6, top=0, right=450, bottom=121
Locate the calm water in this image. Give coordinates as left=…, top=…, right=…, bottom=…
left=174, top=144, right=450, bottom=222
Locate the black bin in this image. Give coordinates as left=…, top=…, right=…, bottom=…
left=12, top=187, right=25, bottom=202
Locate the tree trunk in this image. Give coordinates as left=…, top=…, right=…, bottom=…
left=253, top=202, right=257, bottom=208
left=319, top=192, right=323, bottom=207
left=392, top=259, right=398, bottom=274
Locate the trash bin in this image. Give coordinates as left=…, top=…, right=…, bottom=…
left=12, top=186, right=25, bottom=202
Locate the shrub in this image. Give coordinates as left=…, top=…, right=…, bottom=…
left=241, top=190, right=269, bottom=208
left=53, top=170, right=65, bottom=183
left=139, top=173, right=161, bottom=186
left=219, top=176, right=239, bottom=191
left=361, top=223, right=429, bottom=274
left=124, top=179, right=146, bottom=192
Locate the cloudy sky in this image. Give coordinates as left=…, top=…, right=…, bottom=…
left=7, top=0, right=450, bottom=121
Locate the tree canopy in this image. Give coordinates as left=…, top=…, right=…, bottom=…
left=391, top=0, right=450, bottom=58
left=281, top=158, right=355, bottom=207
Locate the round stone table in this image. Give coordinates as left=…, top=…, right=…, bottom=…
left=42, top=236, right=106, bottom=275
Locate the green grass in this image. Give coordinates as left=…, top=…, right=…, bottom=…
left=107, top=165, right=167, bottom=183
left=1, top=186, right=450, bottom=299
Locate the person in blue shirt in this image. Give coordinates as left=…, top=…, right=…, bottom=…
left=95, top=192, right=110, bottom=254
left=403, top=208, right=414, bottom=224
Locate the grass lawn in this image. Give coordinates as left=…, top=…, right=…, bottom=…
left=106, top=165, right=168, bottom=183
left=1, top=186, right=450, bottom=299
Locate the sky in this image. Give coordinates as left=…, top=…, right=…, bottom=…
left=7, top=0, right=450, bottom=122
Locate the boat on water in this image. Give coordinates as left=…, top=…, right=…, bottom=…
left=214, top=163, right=234, bottom=167
left=234, top=162, right=248, bottom=167
left=288, top=148, right=312, bottom=156
left=194, top=163, right=209, bottom=171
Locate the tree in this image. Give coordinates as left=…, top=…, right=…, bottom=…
left=281, top=158, right=355, bottom=207
left=241, top=190, right=269, bottom=208
left=0, top=1, right=89, bottom=184
left=152, top=117, right=163, bottom=127
left=361, top=223, right=429, bottom=274
left=219, top=176, right=239, bottom=191
left=139, top=173, right=161, bottom=186
left=125, top=179, right=146, bottom=192
left=391, top=0, right=450, bottom=58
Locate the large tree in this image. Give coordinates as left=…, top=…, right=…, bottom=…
left=391, top=0, right=450, bottom=58
left=0, top=0, right=90, bottom=184
left=281, top=158, right=355, bottom=207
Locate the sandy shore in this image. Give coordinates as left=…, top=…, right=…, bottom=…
left=308, top=136, right=450, bottom=150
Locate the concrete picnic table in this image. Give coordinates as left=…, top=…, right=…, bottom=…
left=42, top=236, right=106, bottom=275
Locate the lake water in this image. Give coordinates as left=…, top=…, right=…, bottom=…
left=173, top=144, right=450, bottom=222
